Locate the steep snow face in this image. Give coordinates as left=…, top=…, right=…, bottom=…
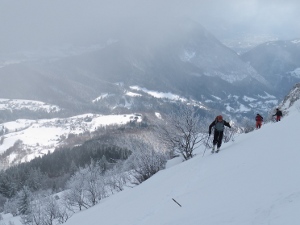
left=62, top=99, right=300, bottom=225
left=290, top=68, right=300, bottom=78
left=280, top=83, right=300, bottom=110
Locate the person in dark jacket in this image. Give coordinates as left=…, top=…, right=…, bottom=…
left=273, top=108, right=283, bottom=122
left=209, top=115, right=231, bottom=153
left=255, top=113, right=263, bottom=129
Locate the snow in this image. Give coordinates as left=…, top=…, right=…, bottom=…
left=92, top=93, right=113, bottom=102
left=225, top=104, right=235, bottom=112
left=155, top=112, right=162, bottom=119
left=130, top=86, right=187, bottom=101
left=264, top=99, right=279, bottom=105
left=0, top=99, right=60, bottom=113
left=258, top=92, right=276, bottom=99
left=125, top=91, right=142, bottom=97
left=243, top=96, right=257, bottom=102
left=58, top=100, right=300, bottom=225
left=0, top=213, right=22, bottom=225
left=225, top=102, right=251, bottom=113
left=291, top=39, right=300, bottom=44
left=238, top=103, right=251, bottom=112
left=211, top=95, right=221, bottom=100
left=180, top=50, right=196, bottom=62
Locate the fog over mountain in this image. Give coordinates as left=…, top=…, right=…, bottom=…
left=1, top=0, right=300, bottom=54
left=0, top=18, right=281, bottom=122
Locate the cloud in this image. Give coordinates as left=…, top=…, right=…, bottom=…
left=0, top=0, right=300, bottom=53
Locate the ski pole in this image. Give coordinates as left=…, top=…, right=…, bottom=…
left=172, top=198, right=182, bottom=207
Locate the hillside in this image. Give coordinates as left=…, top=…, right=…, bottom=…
left=57, top=97, right=300, bottom=225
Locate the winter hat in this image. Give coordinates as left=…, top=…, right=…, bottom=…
left=217, top=115, right=223, bottom=121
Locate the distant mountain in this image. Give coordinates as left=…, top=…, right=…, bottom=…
left=241, top=39, right=300, bottom=97
left=221, top=33, right=279, bottom=54
left=0, top=18, right=278, bottom=120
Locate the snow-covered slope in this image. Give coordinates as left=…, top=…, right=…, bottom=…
left=62, top=100, right=300, bottom=225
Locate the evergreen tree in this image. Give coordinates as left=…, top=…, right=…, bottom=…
left=99, top=155, right=108, bottom=172
left=17, top=186, right=32, bottom=215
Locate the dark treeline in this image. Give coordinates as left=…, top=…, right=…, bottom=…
left=31, top=141, right=131, bottom=178
left=0, top=109, right=64, bottom=124
left=0, top=137, right=131, bottom=199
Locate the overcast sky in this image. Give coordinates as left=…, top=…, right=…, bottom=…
left=1, top=0, right=300, bottom=53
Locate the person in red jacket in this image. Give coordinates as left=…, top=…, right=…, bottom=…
left=208, top=115, right=231, bottom=153
left=255, top=113, right=263, bottom=129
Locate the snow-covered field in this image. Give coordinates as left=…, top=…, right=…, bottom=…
left=0, top=113, right=142, bottom=163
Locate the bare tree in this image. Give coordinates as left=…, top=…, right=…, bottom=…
left=124, top=138, right=168, bottom=185
left=63, top=161, right=108, bottom=211
left=240, top=117, right=255, bottom=133
left=3, top=197, right=18, bottom=216
left=63, top=170, right=89, bottom=211
left=21, top=194, right=70, bottom=225
left=56, top=204, right=73, bottom=224
left=84, top=161, right=106, bottom=206
left=157, top=105, right=206, bottom=160
left=42, top=196, right=60, bottom=225
left=223, top=124, right=238, bottom=143
left=105, top=162, right=128, bottom=193
left=21, top=197, right=44, bottom=225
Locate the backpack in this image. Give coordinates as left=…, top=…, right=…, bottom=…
left=214, top=120, right=225, bottom=131
left=256, top=115, right=263, bottom=122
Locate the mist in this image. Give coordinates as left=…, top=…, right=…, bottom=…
left=1, top=0, right=300, bottom=54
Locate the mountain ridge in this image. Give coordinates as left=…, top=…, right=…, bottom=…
left=0, top=19, right=277, bottom=120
